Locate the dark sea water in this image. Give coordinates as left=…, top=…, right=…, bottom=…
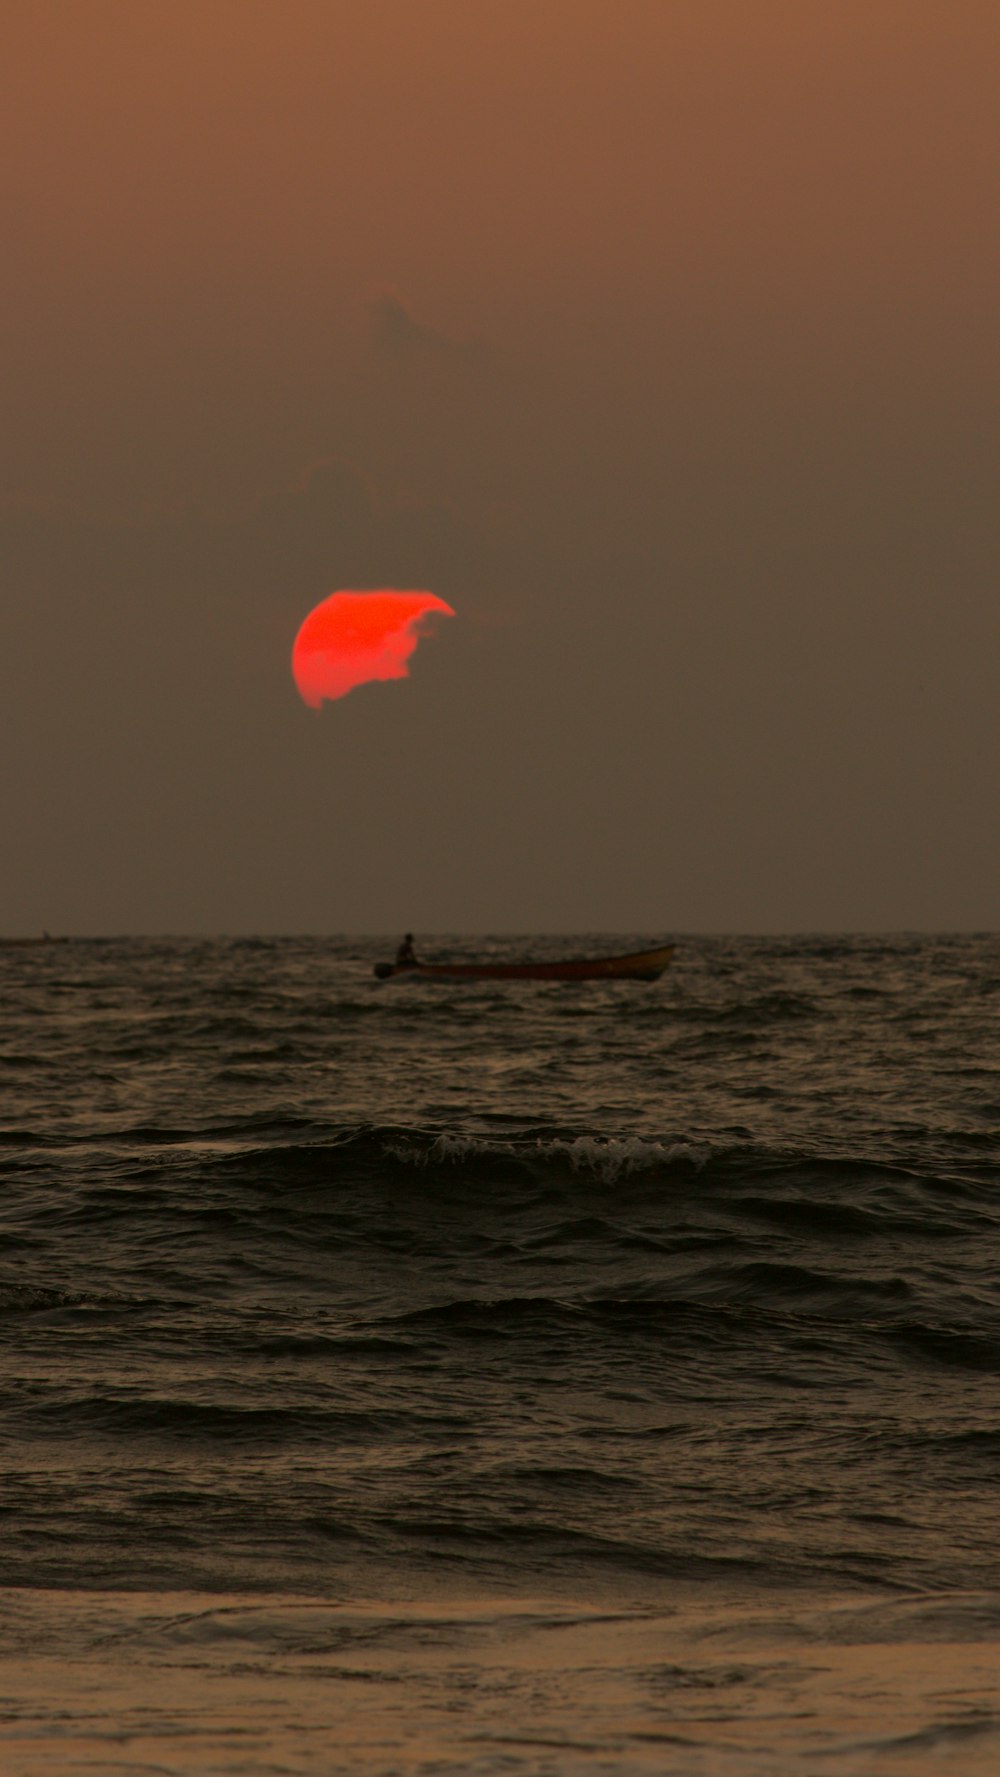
left=3, top=933, right=1000, bottom=1774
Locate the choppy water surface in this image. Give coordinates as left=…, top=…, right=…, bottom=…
left=2, top=933, right=1000, bottom=1773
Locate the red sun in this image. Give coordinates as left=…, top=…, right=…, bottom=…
left=292, top=589, right=455, bottom=708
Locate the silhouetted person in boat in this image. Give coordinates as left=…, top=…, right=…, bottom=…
left=395, top=933, right=417, bottom=967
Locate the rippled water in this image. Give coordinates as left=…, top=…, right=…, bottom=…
left=2, top=933, right=1000, bottom=1772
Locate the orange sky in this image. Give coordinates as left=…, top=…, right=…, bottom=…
left=3, top=1, right=1000, bottom=930
left=6, top=1, right=998, bottom=504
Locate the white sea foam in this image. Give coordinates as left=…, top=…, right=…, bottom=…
left=387, top=1129, right=712, bottom=1181
left=548, top=1134, right=711, bottom=1181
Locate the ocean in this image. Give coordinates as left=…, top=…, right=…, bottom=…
left=2, top=933, right=1000, bottom=1774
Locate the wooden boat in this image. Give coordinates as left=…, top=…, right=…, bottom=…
left=374, top=942, right=674, bottom=983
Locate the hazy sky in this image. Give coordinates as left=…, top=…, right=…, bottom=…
left=4, top=0, right=999, bottom=933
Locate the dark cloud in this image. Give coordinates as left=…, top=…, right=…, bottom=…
left=0, top=458, right=493, bottom=706
left=241, top=456, right=480, bottom=604
left=366, top=291, right=498, bottom=374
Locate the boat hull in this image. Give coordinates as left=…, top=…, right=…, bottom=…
left=374, top=943, right=674, bottom=983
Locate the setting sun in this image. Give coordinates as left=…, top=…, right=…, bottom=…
left=291, top=589, right=455, bottom=708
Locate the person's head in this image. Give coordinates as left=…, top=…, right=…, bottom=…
left=405, top=933, right=413, bottom=942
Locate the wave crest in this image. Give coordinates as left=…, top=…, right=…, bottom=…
left=392, top=1130, right=712, bottom=1184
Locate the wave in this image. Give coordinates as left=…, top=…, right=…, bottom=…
left=7, top=1117, right=999, bottom=1236
left=157, top=1124, right=1000, bottom=1234
left=8, top=1390, right=443, bottom=1445
left=392, top=1129, right=712, bottom=1182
